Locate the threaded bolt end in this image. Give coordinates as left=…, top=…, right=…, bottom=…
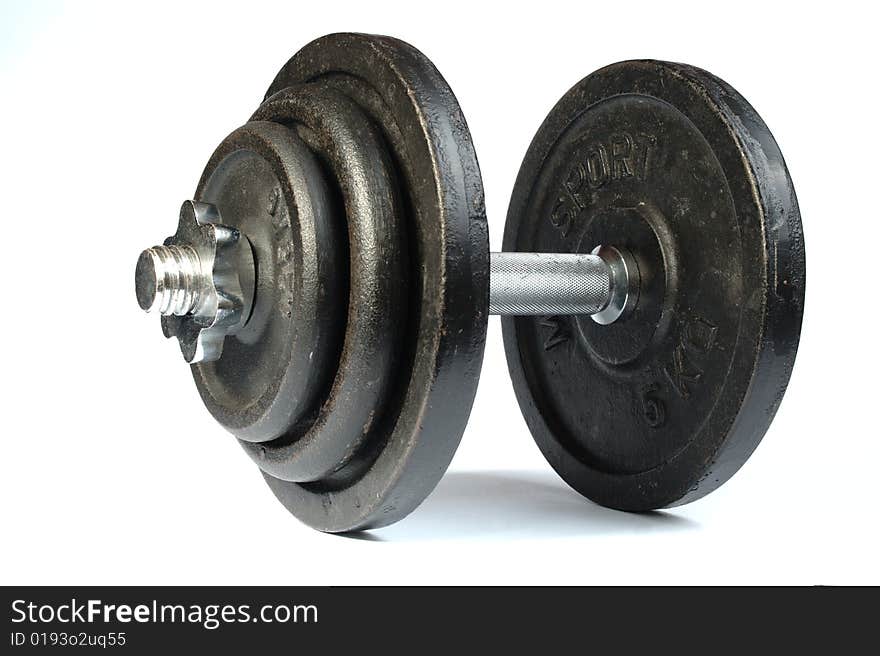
left=135, top=245, right=206, bottom=315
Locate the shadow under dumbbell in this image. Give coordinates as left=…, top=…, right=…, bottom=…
left=370, top=469, right=698, bottom=541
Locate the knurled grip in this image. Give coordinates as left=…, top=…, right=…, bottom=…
left=489, top=252, right=612, bottom=315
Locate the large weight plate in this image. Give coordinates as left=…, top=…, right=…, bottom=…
left=260, top=34, right=489, bottom=531
left=503, top=60, right=805, bottom=511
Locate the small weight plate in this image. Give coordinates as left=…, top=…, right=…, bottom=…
left=259, top=34, right=488, bottom=531
left=502, top=60, right=805, bottom=511
left=193, top=120, right=346, bottom=444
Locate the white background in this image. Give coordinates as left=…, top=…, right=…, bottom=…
left=1, top=1, right=877, bottom=585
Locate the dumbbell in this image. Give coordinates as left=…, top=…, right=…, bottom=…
left=134, top=33, right=805, bottom=532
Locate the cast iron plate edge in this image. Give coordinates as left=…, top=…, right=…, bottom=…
left=260, top=33, right=489, bottom=531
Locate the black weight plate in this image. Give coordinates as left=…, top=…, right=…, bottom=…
left=261, top=34, right=488, bottom=531
left=503, top=60, right=805, bottom=511
left=193, top=120, right=346, bottom=444
left=240, top=84, right=405, bottom=483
